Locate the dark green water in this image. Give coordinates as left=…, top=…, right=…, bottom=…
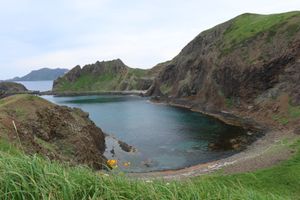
left=44, top=95, right=248, bottom=172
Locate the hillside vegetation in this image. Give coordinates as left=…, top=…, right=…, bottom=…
left=221, top=11, right=300, bottom=54
left=53, top=59, right=157, bottom=92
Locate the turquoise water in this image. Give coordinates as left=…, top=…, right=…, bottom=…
left=15, top=81, right=53, bottom=92
left=43, top=95, right=248, bottom=172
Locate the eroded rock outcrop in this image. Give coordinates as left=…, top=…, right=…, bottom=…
left=0, top=82, right=27, bottom=92
left=0, top=95, right=106, bottom=169
left=0, top=82, right=28, bottom=99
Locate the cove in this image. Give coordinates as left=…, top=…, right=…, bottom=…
left=43, top=95, right=252, bottom=172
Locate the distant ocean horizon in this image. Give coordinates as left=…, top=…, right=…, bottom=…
left=15, top=81, right=53, bottom=92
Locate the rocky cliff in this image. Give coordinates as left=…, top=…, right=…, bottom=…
left=0, top=82, right=28, bottom=98
left=52, top=11, right=300, bottom=129
left=0, top=95, right=106, bottom=169
left=148, top=11, right=300, bottom=128
left=0, top=82, right=27, bottom=92
left=53, top=59, right=156, bottom=92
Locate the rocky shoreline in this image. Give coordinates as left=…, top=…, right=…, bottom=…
left=129, top=130, right=298, bottom=179
left=1, top=90, right=146, bottom=97
left=124, top=96, right=299, bottom=178
left=1, top=83, right=297, bottom=178
left=150, top=97, right=267, bottom=132
left=1, top=90, right=298, bottom=178
left=0, top=90, right=148, bottom=101
left=44, top=90, right=147, bottom=97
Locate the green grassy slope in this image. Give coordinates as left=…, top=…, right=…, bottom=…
left=56, top=73, right=121, bottom=92
left=220, top=11, right=300, bottom=54
left=0, top=138, right=299, bottom=200
left=56, top=68, right=150, bottom=92
left=54, top=67, right=151, bottom=92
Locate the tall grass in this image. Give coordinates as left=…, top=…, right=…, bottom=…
left=0, top=139, right=299, bottom=200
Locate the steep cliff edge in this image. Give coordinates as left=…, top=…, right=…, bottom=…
left=149, top=11, right=300, bottom=129
left=0, top=82, right=28, bottom=98
left=53, top=59, right=157, bottom=92
left=0, top=82, right=28, bottom=92
left=0, top=95, right=106, bottom=169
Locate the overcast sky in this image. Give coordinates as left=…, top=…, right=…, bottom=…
left=1, top=0, right=300, bottom=79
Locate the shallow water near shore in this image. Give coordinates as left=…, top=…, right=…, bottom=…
left=43, top=95, right=250, bottom=172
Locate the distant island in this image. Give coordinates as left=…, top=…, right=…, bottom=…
left=8, top=68, right=69, bottom=81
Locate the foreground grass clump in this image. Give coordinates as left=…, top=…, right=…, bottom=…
left=0, top=139, right=299, bottom=200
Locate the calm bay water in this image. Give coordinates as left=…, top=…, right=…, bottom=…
left=43, top=95, right=248, bottom=172
left=15, top=81, right=53, bottom=92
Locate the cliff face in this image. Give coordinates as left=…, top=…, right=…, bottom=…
left=148, top=12, right=300, bottom=128
left=0, top=82, right=28, bottom=98
left=0, top=95, right=106, bottom=169
left=52, top=12, right=300, bottom=128
left=53, top=59, right=155, bottom=92
left=0, top=82, right=27, bottom=92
